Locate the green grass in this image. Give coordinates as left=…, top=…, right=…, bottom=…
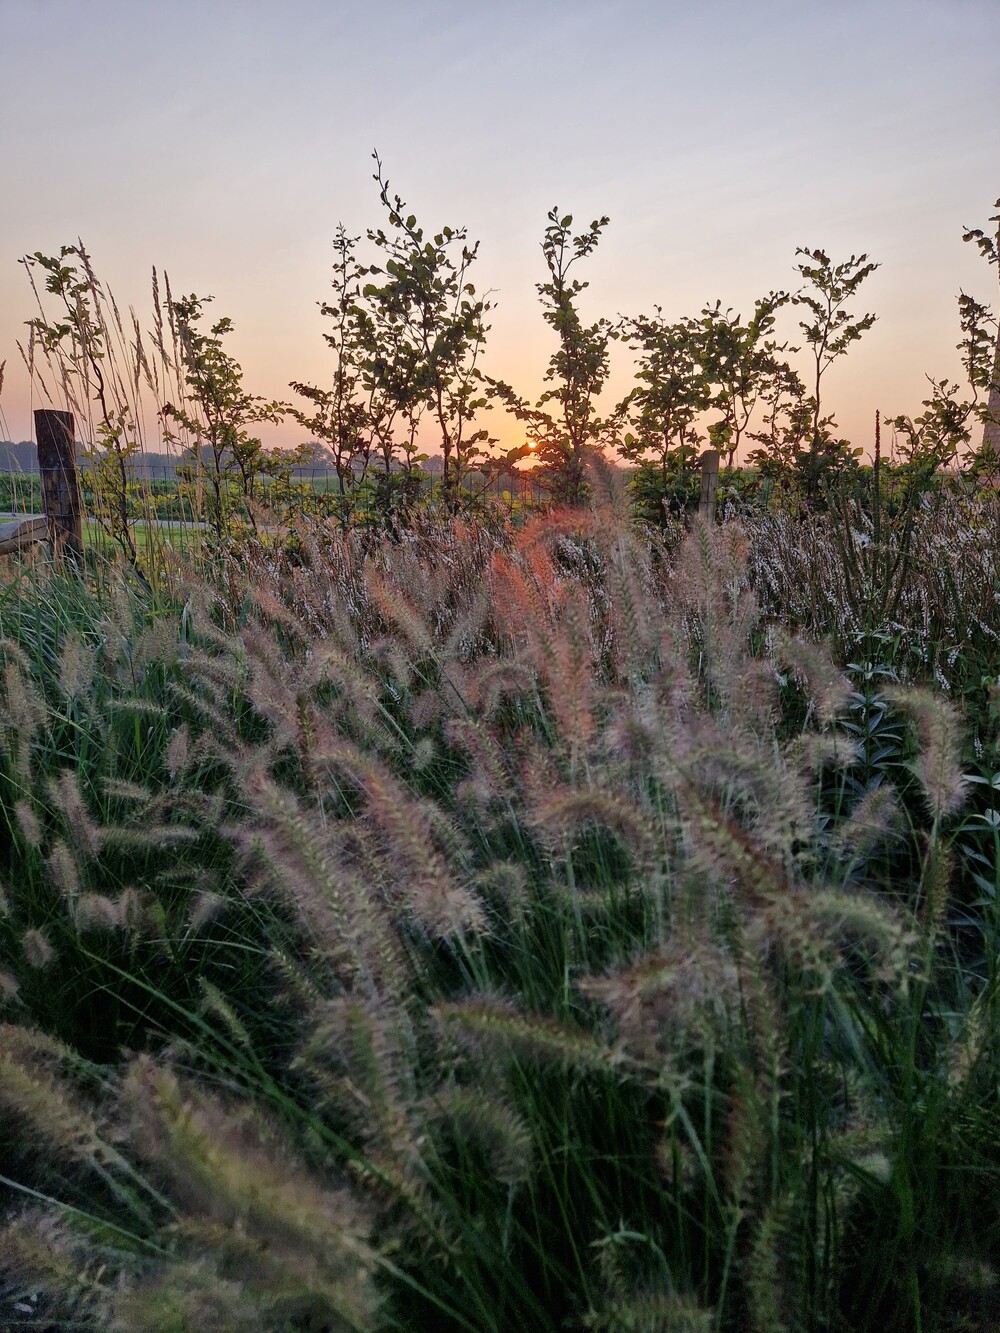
left=0, top=502, right=997, bottom=1331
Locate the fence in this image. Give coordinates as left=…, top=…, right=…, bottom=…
left=0, top=416, right=721, bottom=561
left=0, top=411, right=81, bottom=561
left=0, top=444, right=554, bottom=525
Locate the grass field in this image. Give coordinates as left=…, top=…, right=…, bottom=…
left=0, top=487, right=997, bottom=1331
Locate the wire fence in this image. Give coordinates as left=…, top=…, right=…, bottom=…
left=0, top=465, right=551, bottom=523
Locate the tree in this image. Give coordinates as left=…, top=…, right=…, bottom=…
left=887, top=291, right=998, bottom=484
left=289, top=227, right=375, bottom=529
left=792, top=247, right=878, bottom=493
left=359, top=154, right=495, bottom=510
left=613, top=311, right=708, bottom=520
left=162, top=295, right=288, bottom=540
left=962, top=197, right=1000, bottom=476
left=694, top=291, right=792, bottom=466
left=744, top=359, right=810, bottom=482
left=489, top=210, right=612, bottom=507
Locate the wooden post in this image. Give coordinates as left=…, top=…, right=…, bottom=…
left=699, top=448, right=719, bottom=523
left=34, top=409, right=83, bottom=565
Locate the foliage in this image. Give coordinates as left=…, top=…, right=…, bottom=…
left=614, top=310, right=707, bottom=507
left=960, top=198, right=1000, bottom=480
left=16, top=193, right=1000, bottom=567
left=490, top=210, right=612, bottom=506
left=162, top=294, right=291, bottom=541
left=626, top=456, right=701, bottom=527
left=791, top=247, right=877, bottom=494
left=356, top=153, right=496, bottom=509
left=887, top=291, right=998, bottom=479
left=289, top=226, right=375, bottom=528
left=694, top=291, right=793, bottom=466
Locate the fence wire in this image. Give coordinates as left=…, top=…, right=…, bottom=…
left=0, top=464, right=551, bottom=525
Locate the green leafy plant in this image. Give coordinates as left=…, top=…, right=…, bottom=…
left=961, top=197, right=1000, bottom=480
left=162, top=294, right=290, bottom=541
left=490, top=210, right=611, bottom=506
left=791, top=246, right=877, bottom=495
left=614, top=310, right=706, bottom=522
left=357, top=154, right=496, bottom=511
left=887, top=289, right=997, bottom=482
left=694, top=291, right=793, bottom=467
left=289, top=226, right=375, bottom=529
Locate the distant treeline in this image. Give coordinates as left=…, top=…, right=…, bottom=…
left=0, top=441, right=40, bottom=472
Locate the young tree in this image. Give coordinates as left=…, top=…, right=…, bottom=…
left=289, top=227, right=374, bottom=529
left=962, top=197, right=1000, bottom=474
left=793, top=247, right=879, bottom=493
left=613, top=311, right=708, bottom=520
left=162, top=295, right=288, bottom=539
left=888, top=291, right=998, bottom=482
left=489, top=210, right=612, bottom=507
left=292, top=222, right=434, bottom=531
left=359, top=154, right=495, bottom=510
left=694, top=291, right=792, bottom=466
left=745, top=359, right=810, bottom=483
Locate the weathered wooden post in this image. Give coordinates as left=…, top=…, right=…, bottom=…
left=699, top=448, right=719, bottom=523
left=34, top=409, right=83, bottom=565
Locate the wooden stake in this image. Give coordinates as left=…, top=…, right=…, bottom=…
left=699, top=448, right=719, bottom=523
left=34, top=409, right=83, bottom=565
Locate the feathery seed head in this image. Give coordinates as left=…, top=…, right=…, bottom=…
left=122, top=1058, right=378, bottom=1276
left=0, top=1034, right=99, bottom=1164
left=831, top=784, right=904, bottom=866
left=14, top=798, right=42, bottom=848
left=775, top=630, right=852, bottom=725
left=21, top=927, right=55, bottom=969
left=426, top=1085, right=532, bottom=1188
left=473, top=861, right=531, bottom=926
left=529, top=787, right=656, bottom=875
left=432, top=998, right=618, bottom=1076
left=3, top=661, right=44, bottom=740
left=790, top=731, right=863, bottom=773
left=51, top=770, right=99, bottom=859
left=165, top=723, right=190, bottom=780
left=887, top=686, right=969, bottom=819
left=72, top=893, right=122, bottom=932
left=186, top=890, right=227, bottom=933
left=579, top=940, right=741, bottom=1077
left=57, top=631, right=94, bottom=699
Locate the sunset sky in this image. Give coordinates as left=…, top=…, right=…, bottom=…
left=1, top=0, right=999, bottom=461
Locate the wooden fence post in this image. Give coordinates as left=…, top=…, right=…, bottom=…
left=34, top=409, right=83, bottom=565
left=699, top=448, right=719, bottom=523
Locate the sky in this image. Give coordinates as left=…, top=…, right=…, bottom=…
left=1, top=0, right=999, bottom=461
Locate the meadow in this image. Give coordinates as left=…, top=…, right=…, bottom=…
left=0, top=192, right=998, bottom=1331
